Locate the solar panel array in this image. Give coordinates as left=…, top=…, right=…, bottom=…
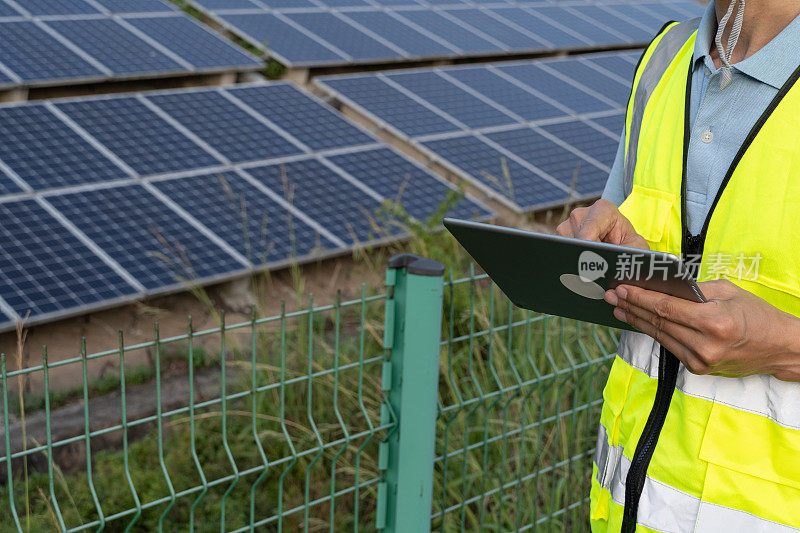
left=188, top=0, right=704, bottom=67
left=318, top=50, right=639, bottom=211
left=0, top=82, right=491, bottom=329
left=0, top=0, right=262, bottom=90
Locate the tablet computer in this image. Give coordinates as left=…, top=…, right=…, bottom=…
left=443, top=218, right=706, bottom=331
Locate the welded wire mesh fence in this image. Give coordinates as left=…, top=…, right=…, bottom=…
left=0, top=260, right=617, bottom=532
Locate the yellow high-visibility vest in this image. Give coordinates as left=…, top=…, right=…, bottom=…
left=590, top=19, right=800, bottom=532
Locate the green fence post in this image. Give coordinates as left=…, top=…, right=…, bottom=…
left=378, top=253, right=445, bottom=532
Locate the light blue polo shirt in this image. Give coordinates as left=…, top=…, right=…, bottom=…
left=602, top=1, right=800, bottom=235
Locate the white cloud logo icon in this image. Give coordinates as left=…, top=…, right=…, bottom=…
left=578, top=251, right=608, bottom=282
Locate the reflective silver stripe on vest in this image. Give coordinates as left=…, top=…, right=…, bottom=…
left=594, top=422, right=700, bottom=531
left=617, top=331, right=800, bottom=430
left=623, top=18, right=701, bottom=198
left=594, top=422, right=798, bottom=532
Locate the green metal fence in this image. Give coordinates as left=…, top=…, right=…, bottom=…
left=0, top=255, right=617, bottom=531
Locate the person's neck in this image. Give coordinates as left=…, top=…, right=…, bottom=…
left=710, top=0, right=800, bottom=66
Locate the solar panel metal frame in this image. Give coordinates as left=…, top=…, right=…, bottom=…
left=0, top=80, right=492, bottom=331
left=0, top=10, right=262, bottom=90
left=316, top=52, right=634, bottom=212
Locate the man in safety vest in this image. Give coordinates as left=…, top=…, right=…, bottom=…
left=556, top=0, right=800, bottom=530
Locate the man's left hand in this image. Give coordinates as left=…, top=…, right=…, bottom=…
left=605, top=279, right=800, bottom=382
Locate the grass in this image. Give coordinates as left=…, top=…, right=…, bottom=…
left=0, top=179, right=613, bottom=531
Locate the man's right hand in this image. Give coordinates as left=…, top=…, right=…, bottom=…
left=555, top=199, right=649, bottom=249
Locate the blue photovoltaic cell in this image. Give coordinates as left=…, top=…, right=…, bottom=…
left=486, top=127, right=608, bottom=195
left=153, top=172, right=337, bottom=263
left=48, top=184, right=244, bottom=290
left=0, top=1, right=20, bottom=16
left=526, top=7, right=624, bottom=47
left=126, top=16, right=261, bottom=70
left=92, top=0, right=176, bottom=12
left=286, top=12, right=397, bottom=62
left=672, top=0, right=706, bottom=17
left=57, top=97, right=220, bottom=176
left=542, top=59, right=630, bottom=105
left=260, top=0, right=317, bottom=7
left=498, top=64, right=612, bottom=114
left=387, top=71, right=516, bottom=128
left=443, top=8, right=545, bottom=49
left=321, top=76, right=459, bottom=137
left=47, top=19, right=184, bottom=75
left=636, top=2, right=694, bottom=21
left=220, top=13, right=345, bottom=65
left=488, top=7, right=589, bottom=49
left=422, top=134, right=569, bottom=209
left=0, top=71, right=13, bottom=86
left=149, top=90, right=300, bottom=163
left=327, top=147, right=491, bottom=222
left=342, top=11, right=454, bottom=57
left=572, top=6, right=652, bottom=42
left=246, top=158, right=396, bottom=244
left=392, top=10, right=504, bottom=54
left=0, top=199, right=136, bottom=317
left=194, top=0, right=261, bottom=9
left=441, top=66, right=564, bottom=121
left=0, top=21, right=104, bottom=82
left=600, top=5, right=663, bottom=34
left=315, top=0, right=371, bottom=6
left=540, top=120, right=619, bottom=169
left=229, top=83, right=375, bottom=150
left=0, top=104, right=128, bottom=189
left=584, top=53, right=639, bottom=86
left=370, top=0, right=421, bottom=5
left=0, top=171, right=23, bottom=195
left=588, top=113, right=625, bottom=138
left=17, top=0, right=99, bottom=15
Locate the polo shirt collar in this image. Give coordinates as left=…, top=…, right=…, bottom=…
left=692, top=0, right=800, bottom=90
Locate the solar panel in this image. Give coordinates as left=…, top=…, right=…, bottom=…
left=583, top=53, right=639, bottom=86
left=487, top=7, right=591, bottom=49
left=188, top=1, right=659, bottom=68
left=228, top=83, right=376, bottom=151
left=0, top=21, right=104, bottom=83
left=245, top=158, right=398, bottom=244
left=421, top=135, right=570, bottom=210
left=326, top=147, right=491, bottom=222
left=442, top=8, right=546, bottom=50
left=46, top=18, right=185, bottom=75
left=0, top=79, right=494, bottom=329
left=47, top=184, right=246, bottom=290
left=539, top=120, right=620, bottom=169
left=218, top=13, right=346, bottom=66
left=392, top=9, right=504, bottom=54
left=441, top=67, right=565, bottom=121
left=124, top=15, right=261, bottom=70
left=323, top=76, right=459, bottom=137
left=152, top=171, right=338, bottom=264
left=285, top=12, right=398, bottom=62
left=485, top=127, right=609, bottom=195
left=541, top=59, right=631, bottom=106
left=497, top=63, right=613, bottom=114
left=319, top=51, right=634, bottom=211
left=147, top=89, right=302, bottom=163
left=0, top=199, right=137, bottom=318
left=15, top=0, right=99, bottom=16
left=91, top=0, right=177, bottom=13
left=588, top=113, right=625, bottom=138
left=340, top=10, right=455, bottom=57
left=388, top=70, right=517, bottom=128
left=56, top=96, right=221, bottom=176
left=0, top=104, right=129, bottom=189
